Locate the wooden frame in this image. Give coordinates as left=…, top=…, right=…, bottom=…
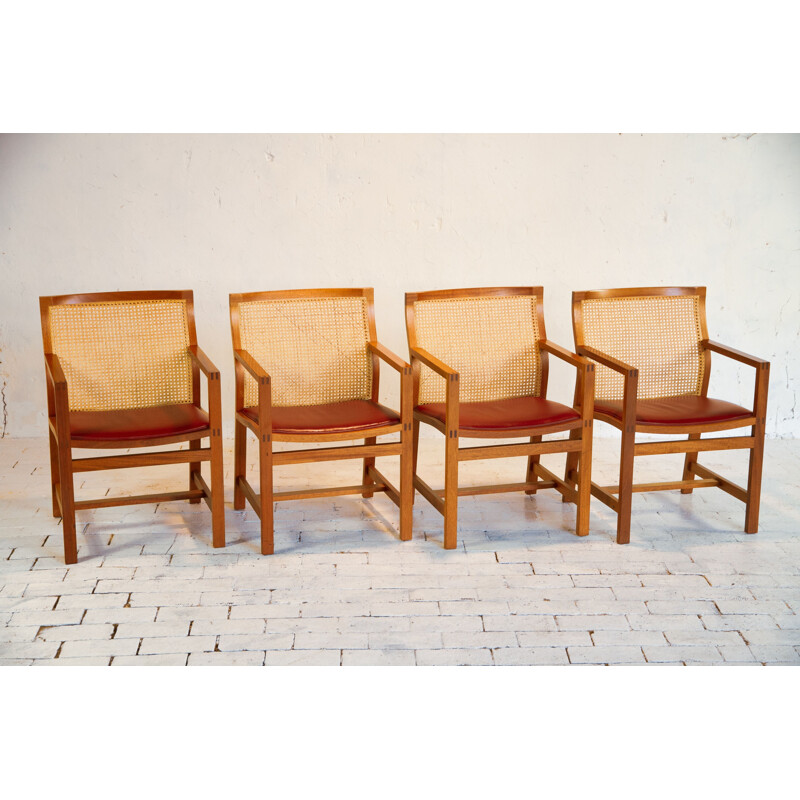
left=570, top=286, right=769, bottom=544
left=39, top=290, right=225, bottom=564
left=229, top=288, right=413, bottom=554
left=405, top=286, right=595, bottom=549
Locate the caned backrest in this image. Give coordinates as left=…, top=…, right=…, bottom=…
left=231, top=289, right=374, bottom=408
left=40, top=291, right=195, bottom=412
left=407, top=288, right=544, bottom=404
left=573, top=287, right=707, bottom=401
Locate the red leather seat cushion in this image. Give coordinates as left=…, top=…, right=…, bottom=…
left=417, top=396, right=580, bottom=432
left=68, top=404, right=209, bottom=442
left=595, top=395, right=752, bottom=426
left=241, top=399, right=401, bottom=434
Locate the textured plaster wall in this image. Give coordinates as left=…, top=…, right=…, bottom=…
left=1, top=133, right=798, bottom=438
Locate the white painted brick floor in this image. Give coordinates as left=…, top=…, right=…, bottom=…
left=1, top=435, right=799, bottom=666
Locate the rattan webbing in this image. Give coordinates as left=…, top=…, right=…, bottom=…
left=49, top=299, right=193, bottom=412
left=413, top=295, right=541, bottom=404
left=580, top=294, right=704, bottom=401
left=238, top=296, right=372, bottom=407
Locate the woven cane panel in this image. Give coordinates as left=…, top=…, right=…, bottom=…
left=413, top=295, right=541, bottom=404
left=580, top=295, right=704, bottom=401
left=49, top=300, right=193, bottom=412
left=238, top=296, right=372, bottom=407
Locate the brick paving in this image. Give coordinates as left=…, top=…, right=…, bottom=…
left=1, top=435, right=798, bottom=666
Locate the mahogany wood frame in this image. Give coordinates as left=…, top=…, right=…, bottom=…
left=405, top=286, right=595, bottom=550
left=229, top=288, right=413, bottom=555
left=570, top=286, right=770, bottom=544
left=39, top=290, right=225, bottom=564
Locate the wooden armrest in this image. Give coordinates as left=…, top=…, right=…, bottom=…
left=188, top=346, right=220, bottom=380
left=44, top=354, right=70, bottom=436
left=702, top=340, right=769, bottom=369
left=409, top=347, right=459, bottom=379
left=233, top=349, right=271, bottom=384
left=44, top=353, right=68, bottom=388
left=234, top=349, right=272, bottom=423
left=541, top=341, right=594, bottom=418
left=578, top=345, right=638, bottom=376
left=368, top=341, right=409, bottom=373
left=540, top=340, right=591, bottom=370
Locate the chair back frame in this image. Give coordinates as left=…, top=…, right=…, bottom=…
left=40, top=289, right=202, bottom=415
left=405, top=286, right=550, bottom=408
left=230, top=287, right=380, bottom=413
left=572, top=286, right=712, bottom=402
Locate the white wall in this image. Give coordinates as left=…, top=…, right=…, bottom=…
left=1, top=133, right=798, bottom=438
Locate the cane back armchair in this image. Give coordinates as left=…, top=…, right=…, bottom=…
left=405, top=287, right=595, bottom=549
left=39, top=290, right=225, bottom=563
left=229, top=288, right=413, bottom=554
left=570, top=286, right=769, bottom=544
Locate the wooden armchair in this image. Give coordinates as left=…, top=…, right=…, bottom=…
left=570, top=286, right=769, bottom=544
left=229, top=288, right=412, bottom=554
left=39, top=290, right=225, bottom=564
left=405, top=287, right=595, bottom=550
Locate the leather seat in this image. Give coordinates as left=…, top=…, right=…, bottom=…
left=67, top=403, right=210, bottom=442
left=417, top=396, right=580, bottom=432
left=241, top=399, right=401, bottom=435
left=594, top=395, right=752, bottom=426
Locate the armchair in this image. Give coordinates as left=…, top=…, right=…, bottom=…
left=405, top=287, right=595, bottom=549
left=570, top=286, right=769, bottom=544
left=229, top=288, right=412, bottom=554
left=39, top=290, right=225, bottom=563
